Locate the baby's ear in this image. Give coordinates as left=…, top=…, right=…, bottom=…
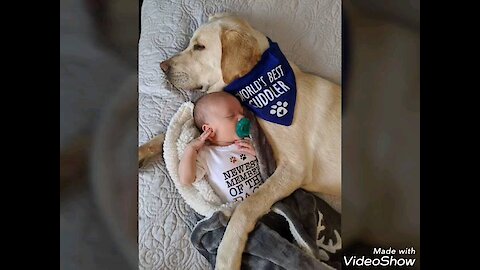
left=202, top=124, right=215, bottom=140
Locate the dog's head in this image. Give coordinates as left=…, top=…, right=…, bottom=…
left=160, top=14, right=268, bottom=93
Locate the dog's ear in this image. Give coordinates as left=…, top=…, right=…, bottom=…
left=220, top=28, right=261, bottom=84
left=208, top=13, right=230, bottom=22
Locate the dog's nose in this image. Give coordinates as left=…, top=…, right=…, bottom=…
left=160, top=60, right=170, bottom=73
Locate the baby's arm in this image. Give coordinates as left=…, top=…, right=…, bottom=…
left=178, top=129, right=212, bottom=186
left=178, top=146, right=198, bottom=186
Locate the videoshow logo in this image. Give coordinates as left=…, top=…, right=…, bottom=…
left=343, top=247, right=416, bottom=268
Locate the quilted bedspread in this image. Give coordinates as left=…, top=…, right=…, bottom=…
left=138, top=0, right=341, bottom=269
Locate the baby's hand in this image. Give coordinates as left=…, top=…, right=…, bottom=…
left=234, top=139, right=256, bottom=157
left=187, top=128, right=212, bottom=152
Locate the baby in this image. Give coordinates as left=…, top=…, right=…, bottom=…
left=179, top=92, right=264, bottom=203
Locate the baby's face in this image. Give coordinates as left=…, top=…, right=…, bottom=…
left=204, top=95, right=245, bottom=145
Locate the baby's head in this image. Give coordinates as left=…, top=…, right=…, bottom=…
left=193, top=92, right=245, bottom=145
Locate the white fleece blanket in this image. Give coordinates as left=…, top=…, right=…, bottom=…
left=163, top=102, right=237, bottom=218
left=138, top=0, right=341, bottom=269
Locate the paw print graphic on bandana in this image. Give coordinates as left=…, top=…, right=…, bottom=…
left=240, top=154, right=246, bottom=161
left=270, top=101, right=288, bottom=118
left=230, top=156, right=237, bottom=164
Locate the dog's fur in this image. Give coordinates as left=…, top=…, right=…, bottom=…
left=140, top=14, right=341, bottom=270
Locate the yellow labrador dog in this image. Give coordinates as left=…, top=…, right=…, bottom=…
left=140, top=14, right=341, bottom=270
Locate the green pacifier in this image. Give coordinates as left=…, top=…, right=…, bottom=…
left=236, top=117, right=251, bottom=138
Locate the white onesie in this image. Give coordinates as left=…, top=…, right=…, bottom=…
left=196, top=143, right=263, bottom=203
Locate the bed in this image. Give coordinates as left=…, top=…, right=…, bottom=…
left=138, top=0, right=341, bottom=269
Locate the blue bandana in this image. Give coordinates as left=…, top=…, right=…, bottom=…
left=224, top=38, right=296, bottom=126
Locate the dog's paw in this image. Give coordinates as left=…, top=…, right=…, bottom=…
left=270, top=101, right=289, bottom=117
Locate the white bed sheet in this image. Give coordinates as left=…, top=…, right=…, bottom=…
left=139, top=0, right=340, bottom=269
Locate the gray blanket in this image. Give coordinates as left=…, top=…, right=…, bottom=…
left=189, top=110, right=342, bottom=270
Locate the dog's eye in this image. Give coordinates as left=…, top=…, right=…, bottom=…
left=193, top=44, right=205, bottom=51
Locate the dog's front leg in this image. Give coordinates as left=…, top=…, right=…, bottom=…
left=138, top=133, right=165, bottom=168
left=215, top=163, right=302, bottom=270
